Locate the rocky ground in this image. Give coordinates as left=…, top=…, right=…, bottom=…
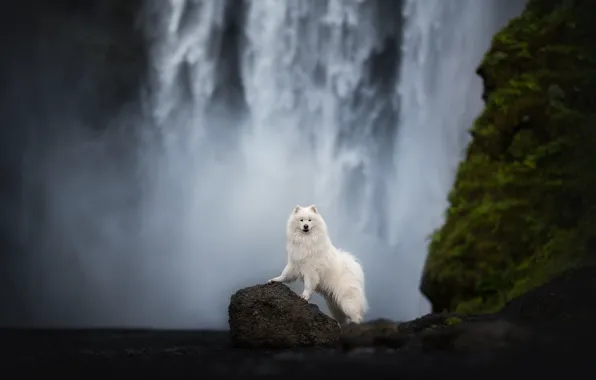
left=3, top=264, right=596, bottom=378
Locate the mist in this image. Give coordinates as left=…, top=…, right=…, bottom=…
left=0, top=0, right=525, bottom=329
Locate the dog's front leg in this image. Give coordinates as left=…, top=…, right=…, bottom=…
left=300, top=273, right=319, bottom=301
left=268, top=264, right=295, bottom=284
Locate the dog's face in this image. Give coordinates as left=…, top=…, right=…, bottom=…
left=290, top=205, right=321, bottom=234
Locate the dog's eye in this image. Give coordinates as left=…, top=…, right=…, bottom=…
left=308, top=219, right=311, bottom=222
left=300, top=219, right=303, bottom=222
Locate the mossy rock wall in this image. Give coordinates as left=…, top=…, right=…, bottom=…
left=421, top=0, right=596, bottom=314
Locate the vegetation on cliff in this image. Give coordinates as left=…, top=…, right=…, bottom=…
left=422, top=0, right=596, bottom=314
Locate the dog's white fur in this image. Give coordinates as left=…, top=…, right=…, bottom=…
left=268, top=205, right=368, bottom=325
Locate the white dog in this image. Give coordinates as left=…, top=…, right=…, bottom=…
left=268, top=205, right=368, bottom=325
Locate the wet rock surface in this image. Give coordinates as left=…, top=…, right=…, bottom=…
left=228, top=282, right=340, bottom=348
left=341, top=313, right=529, bottom=353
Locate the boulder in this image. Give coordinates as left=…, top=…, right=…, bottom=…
left=414, top=319, right=529, bottom=352
left=341, top=313, right=529, bottom=353
left=228, top=282, right=340, bottom=348
left=340, top=318, right=407, bottom=350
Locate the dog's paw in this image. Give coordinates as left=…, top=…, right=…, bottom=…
left=267, top=278, right=278, bottom=284
left=299, top=293, right=310, bottom=301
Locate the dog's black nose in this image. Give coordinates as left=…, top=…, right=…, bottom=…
left=303, top=225, right=309, bottom=230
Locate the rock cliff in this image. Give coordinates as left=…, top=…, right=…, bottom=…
left=421, top=0, right=596, bottom=314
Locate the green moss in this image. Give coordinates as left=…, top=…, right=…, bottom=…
left=445, top=317, right=462, bottom=326
left=421, top=0, right=596, bottom=314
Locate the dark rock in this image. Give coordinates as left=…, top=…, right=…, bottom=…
left=228, top=283, right=341, bottom=348
left=341, top=312, right=528, bottom=353
left=340, top=318, right=407, bottom=350
left=397, top=312, right=473, bottom=334
left=414, top=319, right=529, bottom=353
left=499, top=264, right=596, bottom=326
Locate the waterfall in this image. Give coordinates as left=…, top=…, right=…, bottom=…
left=135, top=0, right=524, bottom=327
left=3, top=0, right=525, bottom=328
left=140, top=0, right=407, bottom=327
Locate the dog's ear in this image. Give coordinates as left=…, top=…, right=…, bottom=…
left=294, top=205, right=301, bottom=214
left=309, top=205, right=318, bottom=214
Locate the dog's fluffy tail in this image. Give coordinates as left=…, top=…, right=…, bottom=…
left=337, top=249, right=368, bottom=322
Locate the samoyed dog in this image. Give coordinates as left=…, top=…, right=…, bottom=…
left=268, top=205, right=368, bottom=325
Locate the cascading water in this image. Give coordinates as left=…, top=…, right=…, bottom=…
left=3, top=0, right=525, bottom=328
left=140, top=0, right=408, bottom=328
left=136, top=0, right=524, bottom=327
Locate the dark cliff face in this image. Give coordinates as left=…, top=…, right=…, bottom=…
left=0, top=0, right=146, bottom=325
left=0, top=0, right=145, bottom=131
left=422, top=0, right=596, bottom=314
